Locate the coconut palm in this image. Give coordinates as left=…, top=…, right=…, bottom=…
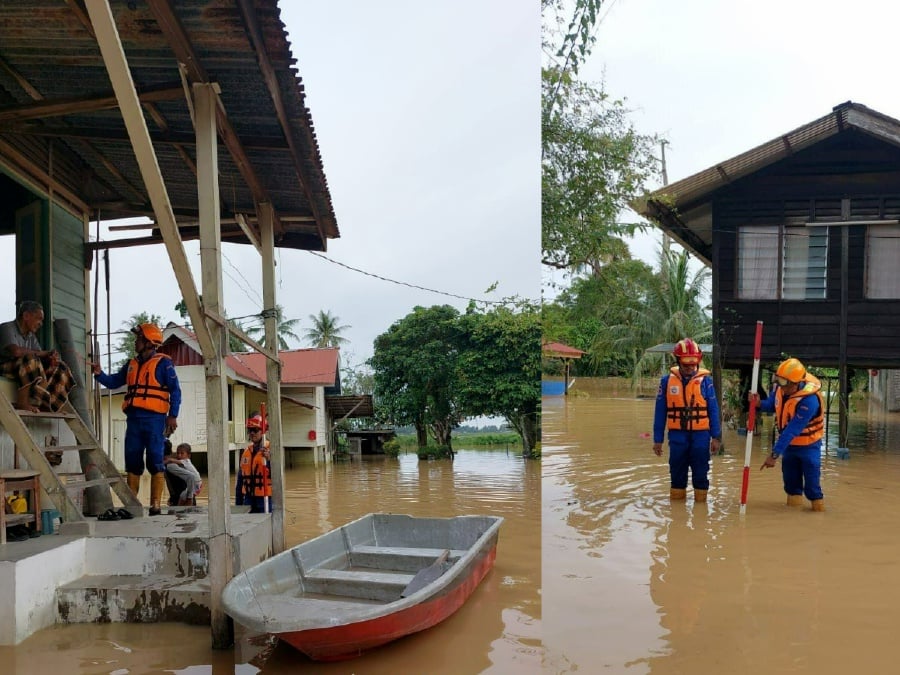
left=597, top=246, right=711, bottom=387
left=305, top=310, right=350, bottom=348
left=245, top=304, right=301, bottom=350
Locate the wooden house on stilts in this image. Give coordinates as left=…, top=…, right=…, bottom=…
left=635, top=102, right=900, bottom=446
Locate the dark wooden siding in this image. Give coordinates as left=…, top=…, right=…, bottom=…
left=710, top=132, right=900, bottom=370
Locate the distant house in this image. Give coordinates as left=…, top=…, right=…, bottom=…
left=635, top=101, right=900, bottom=443
left=97, top=324, right=341, bottom=469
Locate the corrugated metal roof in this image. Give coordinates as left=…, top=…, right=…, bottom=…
left=632, top=102, right=900, bottom=265
left=0, top=0, right=338, bottom=250
left=228, top=348, right=338, bottom=386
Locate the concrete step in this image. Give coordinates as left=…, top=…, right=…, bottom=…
left=57, top=573, right=210, bottom=624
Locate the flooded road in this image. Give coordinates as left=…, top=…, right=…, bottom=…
left=0, top=448, right=540, bottom=674
left=543, top=377, right=900, bottom=674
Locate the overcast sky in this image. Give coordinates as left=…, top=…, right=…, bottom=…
left=584, top=0, right=900, bottom=266
left=82, top=1, right=539, bottom=372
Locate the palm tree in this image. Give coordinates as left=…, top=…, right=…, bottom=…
left=597, top=247, right=711, bottom=388
left=305, top=309, right=350, bottom=348
left=246, top=304, right=301, bottom=350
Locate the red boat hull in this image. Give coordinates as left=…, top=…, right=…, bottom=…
left=279, top=543, right=498, bottom=661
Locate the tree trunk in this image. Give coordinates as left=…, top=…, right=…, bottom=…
left=415, top=422, right=428, bottom=449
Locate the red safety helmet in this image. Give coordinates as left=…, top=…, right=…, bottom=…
left=132, top=322, right=164, bottom=347
left=672, top=338, right=702, bottom=365
left=246, top=413, right=267, bottom=432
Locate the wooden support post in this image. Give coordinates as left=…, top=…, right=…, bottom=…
left=194, top=81, right=233, bottom=649
left=259, top=202, right=285, bottom=554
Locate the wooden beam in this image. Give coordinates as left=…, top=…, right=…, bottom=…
left=0, top=137, right=90, bottom=215
left=0, top=84, right=185, bottom=123
left=195, top=81, right=234, bottom=650
left=260, top=201, right=286, bottom=555
left=84, top=0, right=214, bottom=357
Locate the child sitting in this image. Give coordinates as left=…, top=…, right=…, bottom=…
left=163, top=442, right=202, bottom=506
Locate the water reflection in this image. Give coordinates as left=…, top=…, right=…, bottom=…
left=0, top=449, right=540, bottom=675
left=544, top=377, right=900, bottom=674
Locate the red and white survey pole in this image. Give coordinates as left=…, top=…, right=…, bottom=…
left=740, top=320, right=764, bottom=515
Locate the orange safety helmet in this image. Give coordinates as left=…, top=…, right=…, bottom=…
left=246, top=413, right=267, bottom=432
left=775, top=357, right=807, bottom=385
left=131, top=322, right=164, bottom=346
left=672, top=338, right=702, bottom=365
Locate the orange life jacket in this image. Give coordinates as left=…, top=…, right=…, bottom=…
left=239, top=441, right=272, bottom=498
left=123, top=353, right=172, bottom=414
left=775, top=374, right=825, bottom=446
left=665, top=367, right=712, bottom=432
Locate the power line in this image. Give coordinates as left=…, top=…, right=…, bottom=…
left=306, top=251, right=527, bottom=305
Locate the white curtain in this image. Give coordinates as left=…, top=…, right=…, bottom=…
left=738, top=226, right=778, bottom=299
left=866, top=224, right=900, bottom=299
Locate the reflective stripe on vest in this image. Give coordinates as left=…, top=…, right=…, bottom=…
left=123, top=353, right=171, bottom=414
left=775, top=375, right=825, bottom=446
left=240, top=442, right=272, bottom=498
left=665, top=368, right=712, bottom=432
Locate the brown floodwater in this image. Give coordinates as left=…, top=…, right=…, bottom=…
left=0, top=448, right=541, bottom=674
left=543, top=377, right=900, bottom=674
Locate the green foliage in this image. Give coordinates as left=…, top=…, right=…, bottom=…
left=456, top=301, right=541, bottom=456
left=382, top=438, right=401, bottom=458
left=371, top=305, right=463, bottom=447
left=602, top=246, right=711, bottom=384
left=371, top=301, right=540, bottom=457
left=305, top=309, right=350, bottom=348
left=542, top=68, right=659, bottom=276
left=416, top=445, right=454, bottom=460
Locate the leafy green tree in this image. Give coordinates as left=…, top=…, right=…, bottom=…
left=602, top=247, right=711, bottom=384
left=542, top=69, right=659, bottom=276
left=371, top=305, right=462, bottom=449
left=543, top=256, right=657, bottom=376
left=456, top=301, right=541, bottom=457
left=305, top=309, right=350, bottom=348
left=246, top=304, right=300, bottom=350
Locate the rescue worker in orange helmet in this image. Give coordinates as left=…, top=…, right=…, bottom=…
left=757, top=357, right=825, bottom=511
left=236, top=412, right=272, bottom=513
left=92, top=322, right=181, bottom=516
left=652, top=338, right=722, bottom=502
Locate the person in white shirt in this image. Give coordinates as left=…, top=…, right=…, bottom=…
left=163, top=442, right=202, bottom=506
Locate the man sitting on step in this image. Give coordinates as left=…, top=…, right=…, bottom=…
left=0, top=300, right=75, bottom=413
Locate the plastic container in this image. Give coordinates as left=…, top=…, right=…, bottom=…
left=41, top=509, right=61, bottom=534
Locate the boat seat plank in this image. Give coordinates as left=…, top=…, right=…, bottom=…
left=302, top=568, right=415, bottom=602
left=349, top=545, right=465, bottom=572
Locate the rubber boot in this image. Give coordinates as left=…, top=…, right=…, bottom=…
left=670, top=488, right=687, bottom=500
left=811, top=499, right=825, bottom=512
left=149, top=473, right=165, bottom=516
left=786, top=494, right=805, bottom=507
left=694, top=489, right=708, bottom=503
left=126, top=472, right=141, bottom=497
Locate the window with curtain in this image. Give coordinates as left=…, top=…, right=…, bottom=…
left=737, top=225, right=778, bottom=299
left=737, top=225, right=827, bottom=299
left=866, top=223, right=900, bottom=298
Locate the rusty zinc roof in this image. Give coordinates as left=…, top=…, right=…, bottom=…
left=0, top=0, right=338, bottom=250
left=228, top=347, right=339, bottom=387
left=632, top=101, right=900, bottom=265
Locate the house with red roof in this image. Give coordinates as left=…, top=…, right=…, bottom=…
left=97, top=324, right=343, bottom=469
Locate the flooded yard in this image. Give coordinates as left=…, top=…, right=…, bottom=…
left=0, top=448, right=540, bottom=674
left=543, top=377, right=900, bottom=674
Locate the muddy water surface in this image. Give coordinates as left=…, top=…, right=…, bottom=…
left=543, top=378, right=900, bottom=674
left=0, top=448, right=540, bottom=674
